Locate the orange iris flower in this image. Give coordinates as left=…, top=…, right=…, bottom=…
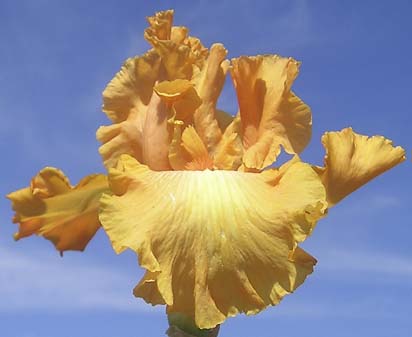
left=7, top=9, right=405, bottom=330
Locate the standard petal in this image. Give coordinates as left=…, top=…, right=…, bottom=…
left=102, top=50, right=161, bottom=123
left=144, top=10, right=207, bottom=80
left=98, top=51, right=161, bottom=168
left=315, top=128, right=406, bottom=206
left=192, top=44, right=230, bottom=152
left=99, top=155, right=326, bottom=329
left=96, top=114, right=145, bottom=168
left=231, top=55, right=312, bottom=169
left=7, top=168, right=109, bottom=254
left=146, top=10, right=174, bottom=41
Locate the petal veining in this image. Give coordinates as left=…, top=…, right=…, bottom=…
left=99, top=155, right=326, bottom=328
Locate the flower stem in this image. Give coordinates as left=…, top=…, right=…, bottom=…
left=166, top=325, right=220, bottom=337
left=167, top=313, right=220, bottom=337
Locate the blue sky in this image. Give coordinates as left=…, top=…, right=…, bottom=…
left=0, top=0, right=411, bottom=336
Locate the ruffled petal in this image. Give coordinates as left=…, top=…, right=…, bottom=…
left=99, top=155, right=326, bottom=329
left=144, top=10, right=207, bottom=80
left=7, top=168, right=109, bottom=254
left=98, top=51, right=162, bottom=168
left=102, top=50, right=161, bottom=123
left=146, top=10, right=174, bottom=41
left=315, top=128, right=405, bottom=206
left=231, top=55, right=312, bottom=170
left=96, top=113, right=145, bottom=168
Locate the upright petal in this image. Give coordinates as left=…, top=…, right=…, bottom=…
left=102, top=50, right=161, bottom=123
left=141, top=93, right=174, bottom=170
left=7, top=168, right=109, bottom=254
left=98, top=51, right=161, bottom=168
left=146, top=10, right=174, bottom=41
left=144, top=10, right=207, bottom=80
left=192, top=44, right=230, bottom=152
left=231, top=55, right=312, bottom=169
left=99, top=155, right=326, bottom=329
left=316, top=128, right=405, bottom=206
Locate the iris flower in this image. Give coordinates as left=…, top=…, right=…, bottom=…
left=7, top=9, right=405, bottom=335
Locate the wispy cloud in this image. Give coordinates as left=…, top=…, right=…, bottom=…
left=334, top=192, right=402, bottom=218
left=319, top=249, right=412, bottom=279
left=0, top=247, right=161, bottom=313
left=263, top=293, right=404, bottom=320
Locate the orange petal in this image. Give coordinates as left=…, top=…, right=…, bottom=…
left=168, top=124, right=214, bottom=171
left=145, top=10, right=174, bottom=41
left=168, top=121, right=192, bottom=170
left=7, top=168, right=109, bottom=254
left=99, top=155, right=326, bottom=328
left=141, top=93, right=174, bottom=170
left=98, top=51, right=162, bottom=168
left=181, top=126, right=213, bottom=170
left=213, top=116, right=243, bottom=170
left=231, top=55, right=312, bottom=169
left=193, top=44, right=230, bottom=152
left=144, top=10, right=207, bottom=80
left=102, top=50, right=161, bottom=123
left=154, top=79, right=202, bottom=122
left=315, top=128, right=406, bottom=206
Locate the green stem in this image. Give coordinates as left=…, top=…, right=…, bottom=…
left=167, top=313, right=220, bottom=337
left=166, top=325, right=219, bottom=337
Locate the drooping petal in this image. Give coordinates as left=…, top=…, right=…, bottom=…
left=315, top=128, right=405, bottom=206
left=7, top=168, right=109, bottom=254
left=192, top=44, right=230, bottom=153
left=99, top=155, right=326, bottom=329
left=231, top=55, right=312, bottom=170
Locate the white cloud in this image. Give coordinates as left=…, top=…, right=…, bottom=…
left=0, top=247, right=162, bottom=313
